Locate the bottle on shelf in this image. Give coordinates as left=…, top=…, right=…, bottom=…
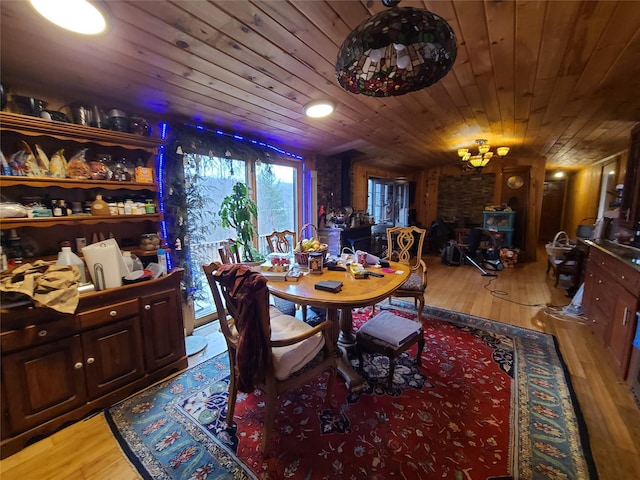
left=91, top=194, right=109, bottom=216
left=56, top=246, right=87, bottom=284
left=156, top=247, right=167, bottom=276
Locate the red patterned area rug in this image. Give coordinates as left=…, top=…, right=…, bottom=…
left=105, top=303, right=597, bottom=480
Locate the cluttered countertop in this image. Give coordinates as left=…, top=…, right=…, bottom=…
left=585, top=239, right=640, bottom=271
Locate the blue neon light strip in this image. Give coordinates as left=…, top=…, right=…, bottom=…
left=184, top=122, right=303, bottom=160
left=158, top=122, right=172, bottom=269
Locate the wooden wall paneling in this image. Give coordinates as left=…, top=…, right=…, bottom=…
left=485, top=0, right=516, bottom=140
left=565, top=165, right=603, bottom=238
left=513, top=1, right=546, bottom=148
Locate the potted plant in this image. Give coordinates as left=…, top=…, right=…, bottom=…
left=218, top=182, right=263, bottom=263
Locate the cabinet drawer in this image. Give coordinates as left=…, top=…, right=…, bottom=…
left=589, top=248, right=640, bottom=295
left=77, top=299, right=139, bottom=329
left=585, top=268, right=616, bottom=314
left=1, top=316, right=78, bottom=353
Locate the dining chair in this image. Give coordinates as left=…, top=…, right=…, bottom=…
left=265, top=230, right=308, bottom=321
left=202, top=262, right=337, bottom=453
left=218, top=238, right=241, bottom=264
left=265, top=230, right=296, bottom=254
left=371, top=225, right=428, bottom=322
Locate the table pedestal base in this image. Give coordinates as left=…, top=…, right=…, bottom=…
left=329, top=308, right=366, bottom=392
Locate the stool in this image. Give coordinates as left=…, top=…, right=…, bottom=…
left=356, top=311, right=424, bottom=387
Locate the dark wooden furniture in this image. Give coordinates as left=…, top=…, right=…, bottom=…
left=0, top=270, right=187, bottom=458
left=0, top=112, right=163, bottom=257
left=547, top=246, right=586, bottom=291
left=356, top=312, right=424, bottom=388
left=318, top=225, right=371, bottom=256
left=583, top=242, right=640, bottom=379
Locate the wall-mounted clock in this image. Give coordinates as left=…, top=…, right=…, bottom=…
left=507, top=175, right=524, bottom=189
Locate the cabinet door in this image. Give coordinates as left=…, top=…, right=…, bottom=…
left=606, top=290, right=639, bottom=378
left=82, top=317, right=145, bottom=399
left=1, top=336, right=87, bottom=433
left=140, top=288, right=186, bottom=372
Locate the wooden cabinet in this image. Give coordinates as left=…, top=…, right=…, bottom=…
left=0, top=270, right=187, bottom=458
left=583, top=245, right=640, bottom=378
left=620, top=123, right=640, bottom=229
left=81, top=317, right=145, bottom=399
left=2, top=335, right=87, bottom=433
left=140, top=288, right=184, bottom=372
left=0, top=112, right=163, bottom=256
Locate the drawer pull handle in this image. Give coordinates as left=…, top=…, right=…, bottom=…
left=597, top=280, right=602, bottom=284
left=595, top=297, right=600, bottom=301
left=109, top=310, right=117, bottom=317
left=86, top=357, right=95, bottom=364
left=145, top=304, right=151, bottom=310
left=38, top=330, right=48, bottom=337
left=74, top=362, right=83, bottom=369
left=621, top=275, right=626, bottom=280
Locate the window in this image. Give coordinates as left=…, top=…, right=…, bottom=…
left=183, top=154, right=246, bottom=321
left=255, top=162, right=298, bottom=252
left=183, top=154, right=300, bottom=322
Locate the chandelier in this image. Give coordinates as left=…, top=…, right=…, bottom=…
left=335, top=0, right=457, bottom=97
left=457, top=139, right=509, bottom=171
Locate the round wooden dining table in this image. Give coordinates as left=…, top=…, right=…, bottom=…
left=267, top=262, right=410, bottom=392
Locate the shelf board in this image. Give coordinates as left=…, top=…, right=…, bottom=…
left=0, top=176, right=158, bottom=192
left=0, top=214, right=162, bottom=229
left=0, top=112, right=162, bottom=151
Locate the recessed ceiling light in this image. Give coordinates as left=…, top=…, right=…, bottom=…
left=30, top=0, right=108, bottom=35
left=554, top=171, right=565, bottom=178
left=303, top=100, right=335, bottom=118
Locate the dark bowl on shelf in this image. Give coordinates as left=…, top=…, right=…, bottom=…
left=13, top=96, right=47, bottom=117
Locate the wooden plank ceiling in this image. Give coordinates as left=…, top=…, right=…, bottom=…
left=2, top=0, right=639, bottom=171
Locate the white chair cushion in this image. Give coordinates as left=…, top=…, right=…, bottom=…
left=358, top=311, right=421, bottom=347
left=270, top=306, right=325, bottom=380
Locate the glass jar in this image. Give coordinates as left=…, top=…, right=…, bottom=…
left=308, top=252, right=323, bottom=274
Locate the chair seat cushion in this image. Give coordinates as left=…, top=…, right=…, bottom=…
left=270, top=307, right=325, bottom=380
left=358, top=311, right=422, bottom=347
left=399, top=272, right=424, bottom=291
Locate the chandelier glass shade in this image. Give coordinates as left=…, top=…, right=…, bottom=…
left=458, top=139, right=509, bottom=171
left=335, top=1, right=457, bottom=97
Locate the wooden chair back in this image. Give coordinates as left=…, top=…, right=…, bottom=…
left=218, top=238, right=241, bottom=264
left=376, top=225, right=428, bottom=322
left=265, top=230, right=296, bottom=254
left=385, top=225, right=427, bottom=268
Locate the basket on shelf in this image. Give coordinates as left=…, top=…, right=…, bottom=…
left=294, top=223, right=328, bottom=266
left=545, top=231, right=575, bottom=259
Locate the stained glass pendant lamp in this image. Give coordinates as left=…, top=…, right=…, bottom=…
left=335, top=0, right=457, bottom=97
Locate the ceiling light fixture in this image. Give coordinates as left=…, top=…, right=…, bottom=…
left=457, top=139, right=509, bottom=172
left=303, top=100, right=335, bottom=118
left=335, top=0, right=457, bottom=97
left=30, top=0, right=108, bottom=35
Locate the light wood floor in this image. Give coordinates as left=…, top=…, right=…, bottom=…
left=1, top=244, right=639, bottom=479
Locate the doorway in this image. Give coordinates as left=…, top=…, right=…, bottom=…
left=539, top=179, right=566, bottom=242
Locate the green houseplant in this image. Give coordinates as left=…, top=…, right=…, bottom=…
left=218, top=182, right=262, bottom=262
